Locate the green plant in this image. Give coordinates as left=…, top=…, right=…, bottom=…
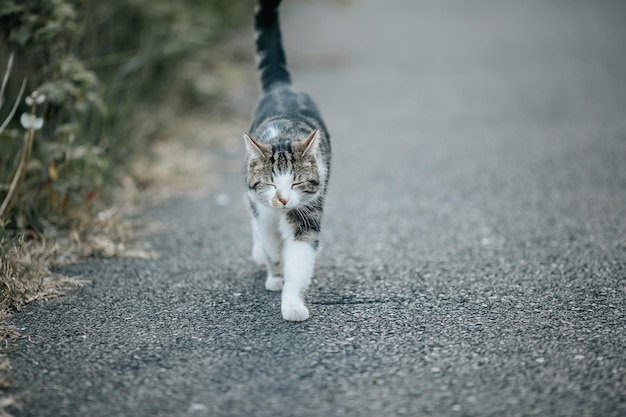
left=0, top=89, right=45, bottom=221
left=1, top=0, right=253, bottom=233
left=0, top=0, right=106, bottom=232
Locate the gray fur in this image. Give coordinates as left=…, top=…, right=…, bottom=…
left=246, top=84, right=331, bottom=247
left=246, top=0, right=330, bottom=247
left=245, top=0, right=331, bottom=321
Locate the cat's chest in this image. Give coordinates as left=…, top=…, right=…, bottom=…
left=256, top=204, right=295, bottom=240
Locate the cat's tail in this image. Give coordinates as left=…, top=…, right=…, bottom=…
left=254, top=0, right=291, bottom=92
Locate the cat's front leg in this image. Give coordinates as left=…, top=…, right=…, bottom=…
left=281, top=239, right=317, bottom=321
left=255, top=216, right=284, bottom=291
left=251, top=218, right=266, bottom=268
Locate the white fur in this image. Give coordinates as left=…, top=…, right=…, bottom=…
left=250, top=218, right=266, bottom=268
left=266, top=124, right=280, bottom=140
left=253, top=205, right=284, bottom=292
left=280, top=239, right=315, bottom=321
left=273, top=172, right=299, bottom=209
left=257, top=122, right=284, bottom=143
left=250, top=202, right=317, bottom=321
left=255, top=50, right=267, bottom=67
left=246, top=130, right=326, bottom=321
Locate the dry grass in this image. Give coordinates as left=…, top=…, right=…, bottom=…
left=0, top=207, right=154, bottom=403
left=0, top=230, right=83, bottom=415
left=0, top=235, right=87, bottom=317
left=0, top=393, right=17, bottom=417
left=0, top=203, right=153, bottom=334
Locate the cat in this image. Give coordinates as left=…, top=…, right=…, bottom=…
left=244, top=0, right=331, bottom=321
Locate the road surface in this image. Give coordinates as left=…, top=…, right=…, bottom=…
left=8, top=0, right=626, bottom=416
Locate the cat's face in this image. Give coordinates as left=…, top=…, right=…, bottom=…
left=245, top=130, right=321, bottom=210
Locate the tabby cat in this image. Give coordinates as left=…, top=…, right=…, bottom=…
left=244, top=0, right=331, bottom=321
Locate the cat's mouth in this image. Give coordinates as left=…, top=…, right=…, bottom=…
left=269, top=201, right=291, bottom=210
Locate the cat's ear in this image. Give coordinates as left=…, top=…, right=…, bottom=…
left=244, top=133, right=270, bottom=159
left=300, top=129, right=320, bottom=155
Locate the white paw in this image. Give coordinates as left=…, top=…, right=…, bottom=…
left=281, top=301, right=309, bottom=322
left=265, top=276, right=283, bottom=291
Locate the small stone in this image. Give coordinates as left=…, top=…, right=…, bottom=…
left=189, top=403, right=207, bottom=412
left=574, top=354, right=585, bottom=361
left=535, top=357, right=545, bottom=364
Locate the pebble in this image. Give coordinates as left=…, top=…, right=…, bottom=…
left=189, top=403, right=207, bottom=412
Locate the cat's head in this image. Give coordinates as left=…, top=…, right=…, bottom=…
left=245, top=129, right=322, bottom=210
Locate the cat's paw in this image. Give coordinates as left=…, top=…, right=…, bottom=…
left=265, top=276, right=283, bottom=291
left=281, top=301, right=309, bottom=322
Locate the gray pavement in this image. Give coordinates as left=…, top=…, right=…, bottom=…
left=8, top=0, right=626, bottom=416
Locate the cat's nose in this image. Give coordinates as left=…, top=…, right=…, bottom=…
left=276, top=191, right=289, bottom=206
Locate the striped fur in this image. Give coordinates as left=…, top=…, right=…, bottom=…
left=254, top=0, right=291, bottom=92
left=244, top=0, right=331, bottom=321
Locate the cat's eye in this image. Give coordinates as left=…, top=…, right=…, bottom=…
left=291, top=180, right=319, bottom=190
left=291, top=181, right=312, bottom=188
left=251, top=182, right=275, bottom=190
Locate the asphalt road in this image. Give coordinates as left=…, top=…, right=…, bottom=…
left=8, top=0, right=626, bottom=416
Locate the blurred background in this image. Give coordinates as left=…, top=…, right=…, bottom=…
left=0, top=0, right=254, bottom=234
left=1, top=1, right=626, bottom=414
left=0, top=0, right=255, bottom=316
